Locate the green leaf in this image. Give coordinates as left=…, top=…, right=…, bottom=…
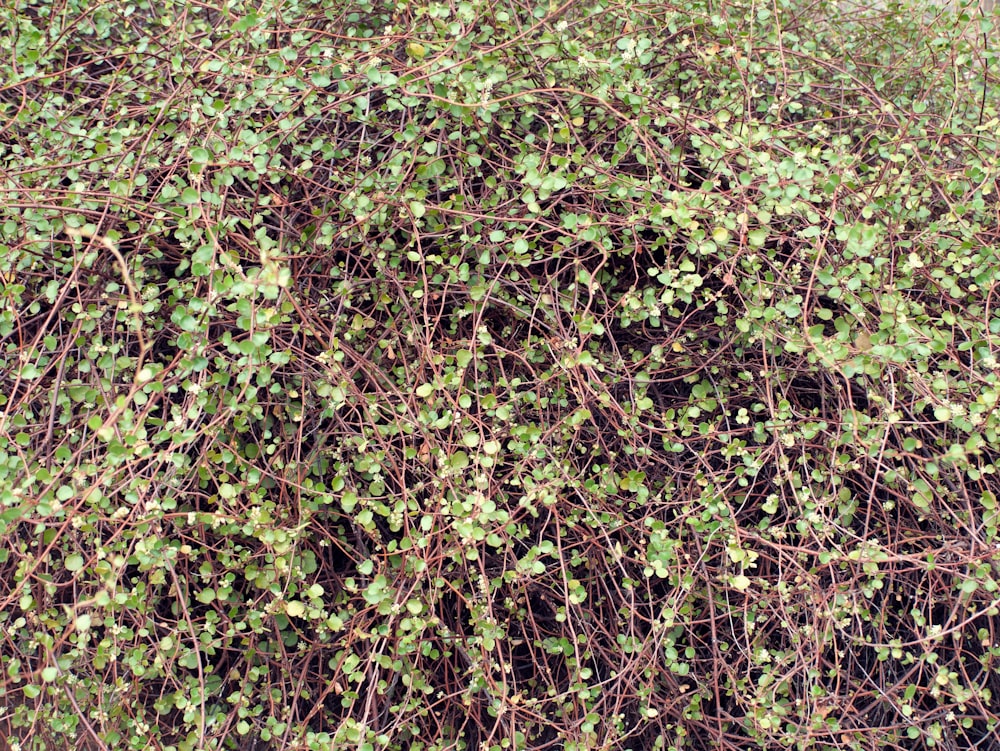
left=730, top=575, right=752, bottom=591
left=341, top=491, right=357, bottom=513
left=232, top=12, right=258, bottom=32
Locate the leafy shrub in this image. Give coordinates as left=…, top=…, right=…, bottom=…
left=2, top=0, right=1000, bottom=749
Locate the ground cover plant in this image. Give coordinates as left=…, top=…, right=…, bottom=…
left=2, top=0, right=1000, bottom=749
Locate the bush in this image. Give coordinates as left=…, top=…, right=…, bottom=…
left=2, top=0, right=999, bottom=749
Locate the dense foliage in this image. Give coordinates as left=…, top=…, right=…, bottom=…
left=3, top=0, right=1000, bottom=749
